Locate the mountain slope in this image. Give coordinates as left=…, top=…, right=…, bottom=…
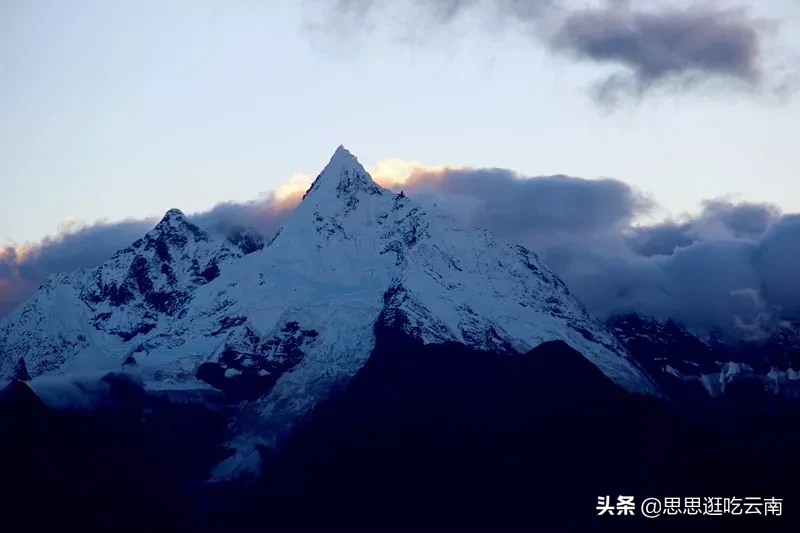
left=0, top=146, right=657, bottom=479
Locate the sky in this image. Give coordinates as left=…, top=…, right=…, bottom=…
left=1, top=0, right=799, bottom=336
left=2, top=0, right=799, bottom=245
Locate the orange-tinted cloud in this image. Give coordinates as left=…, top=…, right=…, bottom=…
left=368, top=158, right=460, bottom=189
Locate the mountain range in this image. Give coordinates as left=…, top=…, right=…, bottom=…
left=1, top=146, right=662, bottom=477
left=2, top=146, right=799, bottom=531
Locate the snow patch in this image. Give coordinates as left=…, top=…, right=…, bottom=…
left=224, top=368, right=242, bottom=378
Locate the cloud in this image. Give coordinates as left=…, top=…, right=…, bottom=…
left=189, top=191, right=302, bottom=238
left=307, top=0, right=791, bottom=103
left=626, top=221, right=696, bottom=257
left=551, top=4, right=768, bottom=103
left=321, top=0, right=481, bottom=22
left=412, top=167, right=651, bottom=230
left=307, top=0, right=554, bottom=27
left=0, top=219, right=154, bottom=316
left=392, top=164, right=796, bottom=338
left=368, top=157, right=460, bottom=186
left=627, top=199, right=782, bottom=256
left=1, top=158, right=797, bottom=342
left=754, top=214, right=800, bottom=318
left=303, top=0, right=555, bottom=50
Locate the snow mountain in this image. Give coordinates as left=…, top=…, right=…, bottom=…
left=0, top=146, right=658, bottom=478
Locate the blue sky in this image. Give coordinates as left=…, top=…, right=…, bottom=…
left=1, top=0, right=799, bottom=245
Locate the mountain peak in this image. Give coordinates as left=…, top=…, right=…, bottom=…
left=302, top=146, right=382, bottom=202
left=332, top=144, right=355, bottom=162
left=151, top=208, right=202, bottom=237
left=158, top=208, right=188, bottom=227
left=145, top=207, right=207, bottom=246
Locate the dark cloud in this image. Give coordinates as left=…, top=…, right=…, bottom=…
left=627, top=199, right=782, bottom=257
left=706, top=199, right=782, bottom=239
left=551, top=5, right=766, bottom=103
left=754, top=214, right=800, bottom=319
left=308, top=0, right=788, bottom=103
left=396, top=166, right=794, bottom=339
left=409, top=168, right=651, bottom=235
left=626, top=222, right=695, bottom=257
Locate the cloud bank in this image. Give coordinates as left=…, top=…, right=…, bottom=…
left=388, top=165, right=798, bottom=339
left=309, top=0, right=789, bottom=104
left=1, top=161, right=798, bottom=341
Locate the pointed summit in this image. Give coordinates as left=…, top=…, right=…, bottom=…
left=332, top=144, right=356, bottom=162
left=146, top=207, right=207, bottom=247
left=157, top=208, right=189, bottom=228
left=326, top=145, right=361, bottom=174
left=302, top=146, right=383, bottom=202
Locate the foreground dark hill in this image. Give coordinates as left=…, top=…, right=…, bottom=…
left=2, top=328, right=799, bottom=531
left=205, top=326, right=800, bottom=532
left=0, top=374, right=229, bottom=532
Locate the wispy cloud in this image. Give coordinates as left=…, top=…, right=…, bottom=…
left=306, top=0, right=793, bottom=104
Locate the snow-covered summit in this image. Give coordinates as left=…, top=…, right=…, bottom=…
left=0, top=207, right=261, bottom=378
left=302, top=145, right=382, bottom=203
left=157, top=207, right=189, bottom=226
left=0, top=146, right=658, bottom=479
